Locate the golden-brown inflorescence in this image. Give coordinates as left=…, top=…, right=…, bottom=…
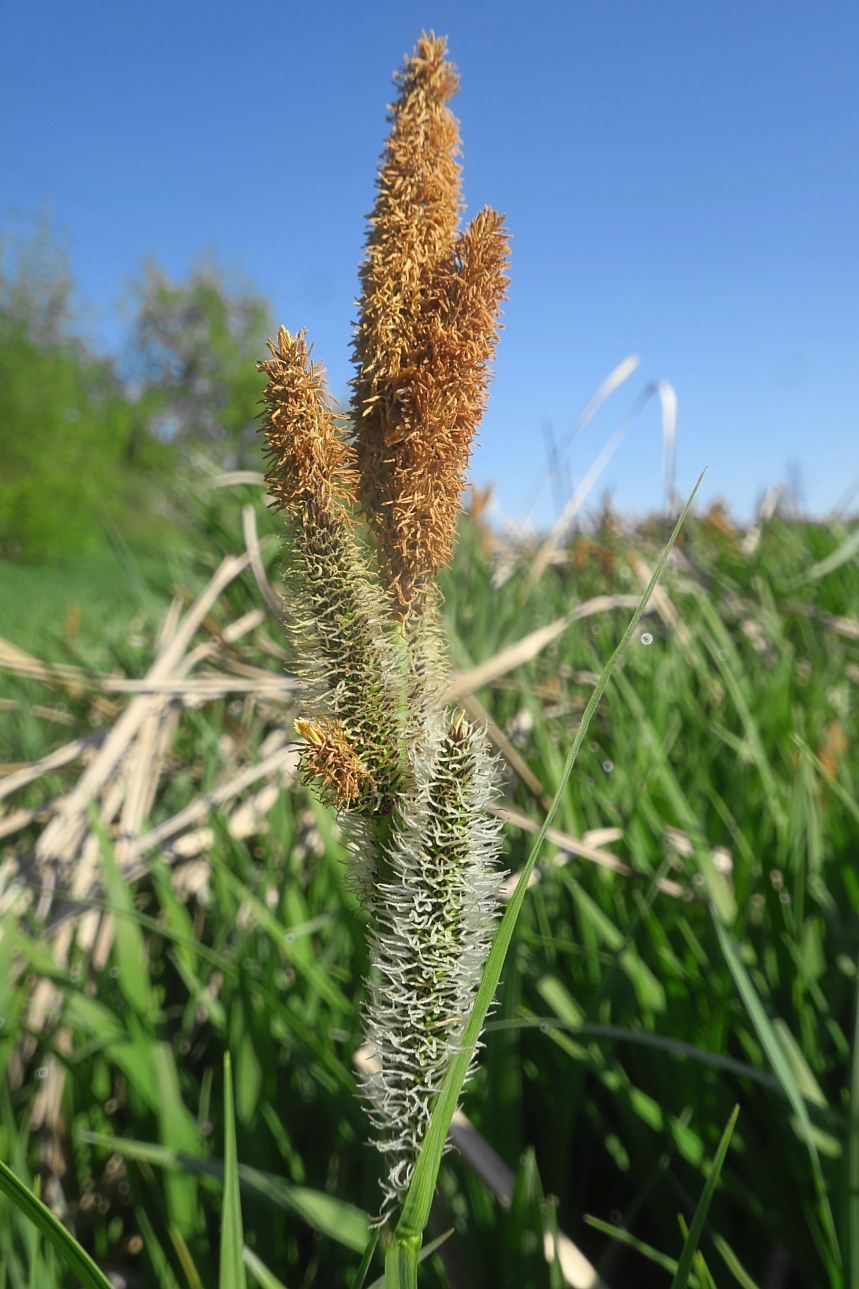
left=352, top=32, right=510, bottom=617
left=294, top=716, right=373, bottom=809
left=259, top=328, right=408, bottom=832
left=260, top=326, right=357, bottom=525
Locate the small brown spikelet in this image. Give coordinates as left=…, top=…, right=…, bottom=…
left=260, top=326, right=357, bottom=524
left=295, top=717, right=374, bottom=809
left=352, top=32, right=510, bottom=616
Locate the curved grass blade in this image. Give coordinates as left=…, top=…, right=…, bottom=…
left=491, top=1016, right=845, bottom=1125
left=584, top=1215, right=683, bottom=1279
left=350, top=1231, right=380, bottom=1289
left=848, top=958, right=859, bottom=1289
left=390, top=474, right=704, bottom=1276
left=788, top=523, right=859, bottom=587
left=135, top=1208, right=184, bottom=1289
left=243, top=1245, right=289, bottom=1289
left=78, top=1131, right=369, bottom=1252
left=0, top=1158, right=115, bottom=1289
left=670, top=1105, right=739, bottom=1289
left=714, top=920, right=841, bottom=1271
left=221, top=1052, right=247, bottom=1289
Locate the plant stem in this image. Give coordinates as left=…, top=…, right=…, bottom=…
left=384, top=1226, right=421, bottom=1289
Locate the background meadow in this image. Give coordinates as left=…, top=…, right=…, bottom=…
left=1, top=231, right=858, bottom=1287
left=2, top=4, right=859, bottom=1286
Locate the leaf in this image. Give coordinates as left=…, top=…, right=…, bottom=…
left=0, top=1158, right=115, bottom=1289
left=220, top=1052, right=247, bottom=1289
left=670, top=1105, right=739, bottom=1288
left=390, top=475, right=704, bottom=1270
left=243, top=1246, right=290, bottom=1289
left=714, top=920, right=841, bottom=1270
left=848, top=959, right=859, bottom=1289
left=92, top=809, right=154, bottom=1021
left=788, top=524, right=859, bottom=586
left=134, top=1208, right=184, bottom=1289
left=350, top=1231, right=380, bottom=1289
left=584, top=1215, right=685, bottom=1279
left=78, top=1131, right=370, bottom=1252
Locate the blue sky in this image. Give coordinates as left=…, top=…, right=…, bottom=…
left=3, top=0, right=858, bottom=525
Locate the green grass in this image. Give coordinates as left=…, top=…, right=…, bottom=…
left=1, top=486, right=858, bottom=1287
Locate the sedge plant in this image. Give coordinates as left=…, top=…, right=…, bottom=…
left=258, top=31, right=510, bottom=1235
left=259, top=30, right=699, bottom=1287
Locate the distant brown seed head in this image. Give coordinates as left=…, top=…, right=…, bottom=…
left=352, top=32, right=510, bottom=617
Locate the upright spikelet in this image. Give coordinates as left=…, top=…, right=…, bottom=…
left=352, top=32, right=510, bottom=617
left=259, top=328, right=407, bottom=844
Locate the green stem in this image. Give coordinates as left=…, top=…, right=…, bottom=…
left=375, top=814, right=395, bottom=887
left=384, top=1227, right=421, bottom=1289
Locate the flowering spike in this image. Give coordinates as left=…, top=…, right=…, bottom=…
left=259, top=329, right=408, bottom=844
left=352, top=32, right=510, bottom=617
left=294, top=716, right=373, bottom=810
left=363, top=711, right=503, bottom=1215
left=262, top=35, right=508, bottom=1218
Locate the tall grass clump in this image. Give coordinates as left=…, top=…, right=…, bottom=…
left=259, top=31, right=510, bottom=1238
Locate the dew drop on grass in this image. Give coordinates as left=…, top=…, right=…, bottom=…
left=640, top=632, right=653, bottom=646
left=719, top=649, right=730, bottom=662
left=36, top=1067, right=48, bottom=1080
left=110, top=966, right=120, bottom=978
left=602, top=760, right=614, bottom=773
left=642, top=733, right=653, bottom=746
left=592, top=623, right=602, bottom=635
left=779, top=892, right=791, bottom=905
left=539, top=1022, right=548, bottom=1034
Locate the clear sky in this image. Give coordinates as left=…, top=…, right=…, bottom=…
left=3, top=0, right=857, bottom=526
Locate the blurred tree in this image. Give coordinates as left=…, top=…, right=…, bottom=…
left=0, top=227, right=274, bottom=562
left=126, top=261, right=272, bottom=468
left=0, top=220, right=164, bottom=562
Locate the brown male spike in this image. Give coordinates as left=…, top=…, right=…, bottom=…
left=259, top=327, right=407, bottom=830
left=352, top=31, right=510, bottom=617
left=260, top=326, right=357, bottom=523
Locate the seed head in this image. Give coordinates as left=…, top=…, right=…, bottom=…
left=352, top=32, right=510, bottom=616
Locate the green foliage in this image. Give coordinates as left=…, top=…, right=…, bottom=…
left=0, top=308, right=161, bottom=562
left=0, top=224, right=271, bottom=562
left=128, top=260, right=272, bottom=465
left=1, top=484, right=859, bottom=1287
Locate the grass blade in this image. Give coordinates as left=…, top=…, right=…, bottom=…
left=848, top=958, right=859, bottom=1289
left=670, top=1105, right=739, bottom=1289
left=584, top=1214, right=684, bottom=1278
left=0, top=1158, right=115, bottom=1289
left=391, top=473, right=704, bottom=1263
left=350, top=1231, right=380, bottom=1289
left=714, top=919, right=841, bottom=1270
left=135, top=1208, right=184, bottom=1289
left=78, top=1131, right=370, bottom=1252
left=243, top=1245, right=289, bottom=1289
left=220, top=1052, right=247, bottom=1289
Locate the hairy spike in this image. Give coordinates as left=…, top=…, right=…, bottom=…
left=363, top=711, right=504, bottom=1215
left=259, top=329, right=408, bottom=847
